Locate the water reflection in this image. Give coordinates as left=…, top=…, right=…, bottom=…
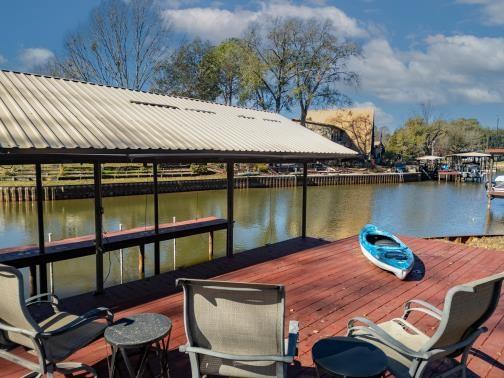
left=1, top=181, right=504, bottom=297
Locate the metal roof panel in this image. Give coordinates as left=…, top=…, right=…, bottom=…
left=0, top=71, right=358, bottom=159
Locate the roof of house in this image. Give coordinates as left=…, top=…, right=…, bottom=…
left=447, top=152, right=491, bottom=158
left=306, top=107, right=375, bottom=128
left=304, top=107, right=375, bottom=155
left=0, top=70, right=357, bottom=163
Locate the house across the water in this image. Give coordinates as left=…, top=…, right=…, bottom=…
left=294, top=107, right=377, bottom=161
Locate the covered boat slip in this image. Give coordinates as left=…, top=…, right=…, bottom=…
left=0, top=70, right=357, bottom=295
left=0, top=236, right=503, bottom=377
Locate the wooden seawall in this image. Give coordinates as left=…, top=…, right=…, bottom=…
left=0, top=172, right=421, bottom=202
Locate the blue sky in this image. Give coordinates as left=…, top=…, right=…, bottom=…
left=1, top=0, right=504, bottom=130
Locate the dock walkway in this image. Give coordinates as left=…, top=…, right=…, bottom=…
left=0, top=216, right=227, bottom=267
left=0, top=236, right=503, bottom=377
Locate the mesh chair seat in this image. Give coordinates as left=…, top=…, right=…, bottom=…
left=38, top=312, right=108, bottom=362
left=352, top=319, right=430, bottom=377
left=199, top=355, right=277, bottom=378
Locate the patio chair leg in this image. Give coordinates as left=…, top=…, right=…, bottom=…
left=414, top=360, right=429, bottom=378
left=434, top=342, right=472, bottom=378
left=275, top=362, right=285, bottom=378
left=188, top=352, right=200, bottom=378
left=460, top=346, right=471, bottom=378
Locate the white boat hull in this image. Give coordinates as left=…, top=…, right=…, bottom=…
left=360, top=245, right=412, bottom=280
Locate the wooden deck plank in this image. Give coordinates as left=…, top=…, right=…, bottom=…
left=0, top=236, right=503, bottom=377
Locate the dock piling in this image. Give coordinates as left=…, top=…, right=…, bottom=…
left=301, top=162, right=308, bottom=239
left=48, top=232, right=54, bottom=294
left=35, top=163, right=47, bottom=294
left=153, top=162, right=160, bottom=275
left=226, top=162, right=234, bottom=257
left=173, top=216, right=177, bottom=270
left=138, top=244, right=145, bottom=279
left=93, top=163, right=104, bottom=295
left=119, top=224, right=124, bottom=284
left=209, top=231, right=214, bottom=260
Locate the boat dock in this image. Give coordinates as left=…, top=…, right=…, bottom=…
left=438, top=170, right=461, bottom=182
left=0, top=216, right=227, bottom=268
left=0, top=217, right=227, bottom=294
left=1, top=235, right=502, bottom=377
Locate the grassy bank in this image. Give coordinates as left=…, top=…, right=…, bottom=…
left=0, top=163, right=226, bottom=186
left=466, top=236, right=504, bottom=251
left=0, top=173, right=228, bottom=187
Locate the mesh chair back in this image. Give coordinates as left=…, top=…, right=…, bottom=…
left=180, top=279, right=285, bottom=357
left=0, top=264, right=40, bottom=348
left=426, top=272, right=504, bottom=351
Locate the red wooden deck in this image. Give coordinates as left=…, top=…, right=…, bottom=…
left=1, top=236, right=503, bottom=377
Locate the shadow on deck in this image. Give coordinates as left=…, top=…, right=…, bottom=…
left=1, top=236, right=503, bottom=377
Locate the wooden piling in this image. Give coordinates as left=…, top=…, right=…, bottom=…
left=94, top=163, right=104, bottom=295
left=35, top=164, right=47, bottom=294
left=226, top=162, right=234, bottom=258
left=302, top=163, right=308, bottom=239
left=138, top=244, right=145, bottom=279
left=153, top=162, right=160, bottom=275
left=208, top=231, right=214, bottom=260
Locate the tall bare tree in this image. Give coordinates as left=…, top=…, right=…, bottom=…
left=243, top=18, right=300, bottom=112
left=418, top=102, right=445, bottom=155
left=292, top=19, right=360, bottom=126
left=56, top=0, right=169, bottom=90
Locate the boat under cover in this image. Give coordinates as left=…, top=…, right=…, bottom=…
left=359, top=224, right=414, bottom=280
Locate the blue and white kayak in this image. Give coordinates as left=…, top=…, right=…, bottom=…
left=359, top=224, right=414, bottom=280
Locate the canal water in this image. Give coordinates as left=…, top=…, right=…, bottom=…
left=1, top=181, right=503, bottom=298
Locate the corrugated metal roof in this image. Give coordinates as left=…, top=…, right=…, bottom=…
left=448, top=152, right=491, bottom=158
left=0, top=70, right=357, bottom=161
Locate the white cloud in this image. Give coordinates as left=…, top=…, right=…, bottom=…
left=162, top=7, right=258, bottom=42
left=457, top=0, right=504, bottom=25
left=0, top=54, right=6, bottom=65
left=355, top=101, right=395, bottom=128
left=350, top=35, right=504, bottom=105
left=161, top=1, right=504, bottom=109
left=19, top=48, right=55, bottom=70
left=155, top=0, right=201, bottom=9
left=161, top=2, right=366, bottom=42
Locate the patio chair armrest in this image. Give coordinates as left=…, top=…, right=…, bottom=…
left=424, top=327, right=487, bottom=359
left=347, top=317, right=424, bottom=359
left=179, top=345, right=294, bottom=363
left=403, top=299, right=442, bottom=321
left=0, top=321, right=37, bottom=338
left=285, top=320, right=299, bottom=359
left=39, top=307, right=113, bottom=337
left=25, top=293, right=61, bottom=309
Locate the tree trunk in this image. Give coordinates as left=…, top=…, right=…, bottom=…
left=275, top=96, right=281, bottom=114
left=300, top=106, right=307, bottom=126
